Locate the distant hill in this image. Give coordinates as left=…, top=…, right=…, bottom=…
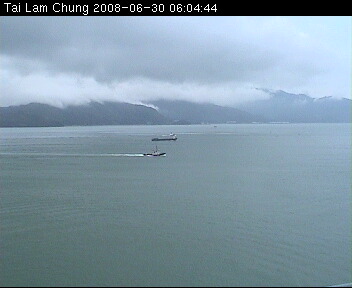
left=236, top=90, right=351, bottom=123
left=149, top=100, right=266, bottom=124
left=0, top=102, right=171, bottom=127
left=0, top=91, right=350, bottom=127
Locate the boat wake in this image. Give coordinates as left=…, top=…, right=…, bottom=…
left=0, top=152, right=145, bottom=157
left=109, top=153, right=145, bottom=157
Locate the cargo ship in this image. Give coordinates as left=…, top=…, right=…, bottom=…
left=152, top=133, right=177, bottom=141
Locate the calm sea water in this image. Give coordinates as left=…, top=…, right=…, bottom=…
left=1, top=124, right=350, bottom=287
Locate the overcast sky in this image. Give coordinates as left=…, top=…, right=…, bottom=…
left=1, top=16, right=351, bottom=107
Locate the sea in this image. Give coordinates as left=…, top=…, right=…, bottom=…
left=0, top=123, right=351, bottom=287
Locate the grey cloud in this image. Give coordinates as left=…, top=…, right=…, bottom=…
left=2, top=17, right=285, bottom=84
left=1, top=16, right=350, bottom=107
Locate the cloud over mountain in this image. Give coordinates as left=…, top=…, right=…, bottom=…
left=1, top=17, right=351, bottom=107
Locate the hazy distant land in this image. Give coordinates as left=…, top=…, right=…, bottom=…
left=0, top=90, right=350, bottom=127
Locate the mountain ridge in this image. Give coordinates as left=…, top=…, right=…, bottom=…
left=0, top=90, right=350, bottom=127
left=0, top=101, right=171, bottom=127
left=148, top=99, right=266, bottom=124
left=235, top=90, right=351, bottom=123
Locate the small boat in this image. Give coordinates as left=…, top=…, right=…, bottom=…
left=152, top=133, right=177, bottom=141
left=143, top=146, right=166, bottom=157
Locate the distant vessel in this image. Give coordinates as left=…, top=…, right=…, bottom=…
left=152, top=133, right=177, bottom=141
left=143, top=146, right=166, bottom=157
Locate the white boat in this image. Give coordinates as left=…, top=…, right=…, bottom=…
left=143, top=146, right=166, bottom=157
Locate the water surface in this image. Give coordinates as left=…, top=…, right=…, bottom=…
left=1, top=124, right=350, bottom=286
